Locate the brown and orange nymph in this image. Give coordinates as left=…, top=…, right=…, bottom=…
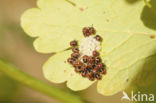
left=67, top=27, right=106, bottom=81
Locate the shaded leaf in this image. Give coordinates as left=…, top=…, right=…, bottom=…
left=141, top=0, right=156, bottom=30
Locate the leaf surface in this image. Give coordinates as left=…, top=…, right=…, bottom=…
left=21, top=0, right=156, bottom=96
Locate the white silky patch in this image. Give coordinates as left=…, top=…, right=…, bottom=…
left=79, top=36, right=101, bottom=57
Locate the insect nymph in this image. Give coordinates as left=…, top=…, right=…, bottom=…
left=67, top=26, right=106, bottom=81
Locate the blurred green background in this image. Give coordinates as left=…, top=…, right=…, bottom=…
left=0, top=0, right=131, bottom=103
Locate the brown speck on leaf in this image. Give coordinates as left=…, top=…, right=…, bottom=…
left=126, top=79, right=129, bottom=82
left=64, top=70, right=66, bottom=73
left=70, top=73, right=73, bottom=76
left=150, top=35, right=155, bottom=39
left=64, top=61, right=66, bottom=63
left=106, top=19, right=109, bottom=22
left=79, top=7, right=88, bottom=11
left=80, top=8, right=84, bottom=11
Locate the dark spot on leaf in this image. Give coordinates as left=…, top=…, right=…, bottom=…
left=150, top=35, right=155, bottom=39
left=80, top=8, right=84, bottom=11
left=79, top=7, right=88, bottom=11
left=126, top=78, right=129, bottom=82
left=64, top=70, right=66, bottom=73
left=70, top=73, right=73, bottom=76
left=64, top=61, right=67, bottom=63
left=106, top=19, right=109, bottom=22
left=65, top=0, right=76, bottom=7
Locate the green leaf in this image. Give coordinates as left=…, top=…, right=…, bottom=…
left=141, top=0, right=156, bottom=30
left=43, top=50, right=95, bottom=91
left=21, top=0, right=156, bottom=96
left=125, top=54, right=156, bottom=103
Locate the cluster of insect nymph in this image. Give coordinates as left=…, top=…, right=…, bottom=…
left=67, top=26, right=106, bottom=81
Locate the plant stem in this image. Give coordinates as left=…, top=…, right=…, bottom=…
left=0, top=59, right=85, bottom=103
